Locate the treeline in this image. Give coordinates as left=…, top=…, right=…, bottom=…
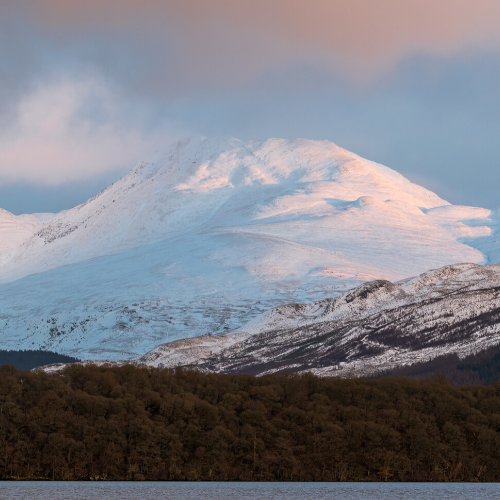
left=0, top=350, right=80, bottom=371
left=377, top=344, right=500, bottom=385
left=2, top=365, right=500, bottom=481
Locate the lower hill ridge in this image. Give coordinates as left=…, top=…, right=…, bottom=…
left=131, top=262, right=500, bottom=377
left=38, top=262, right=500, bottom=379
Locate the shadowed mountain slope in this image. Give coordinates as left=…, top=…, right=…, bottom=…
left=140, top=263, right=500, bottom=376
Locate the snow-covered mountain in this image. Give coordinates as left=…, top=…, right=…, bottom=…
left=0, top=137, right=499, bottom=361
left=0, top=209, right=55, bottom=253
left=138, top=262, right=500, bottom=376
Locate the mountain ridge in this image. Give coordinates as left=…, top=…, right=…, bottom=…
left=138, top=262, right=500, bottom=377
left=0, top=137, right=498, bottom=362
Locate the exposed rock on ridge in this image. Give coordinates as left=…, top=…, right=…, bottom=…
left=140, top=263, right=500, bottom=377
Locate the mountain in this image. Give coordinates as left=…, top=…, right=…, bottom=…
left=138, top=262, right=500, bottom=377
left=0, top=209, right=55, bottom=253
left=0, top=137, right=498, bottom=361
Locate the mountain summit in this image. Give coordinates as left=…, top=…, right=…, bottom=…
left=0, top=137, right=454, bottom=280
left=0, top=138, right=497, bottom=359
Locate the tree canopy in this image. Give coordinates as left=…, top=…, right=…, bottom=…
left=1, top=364, right=500, bottom=481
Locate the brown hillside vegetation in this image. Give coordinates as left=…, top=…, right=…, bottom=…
left=2, top=364, right=500, bottom=481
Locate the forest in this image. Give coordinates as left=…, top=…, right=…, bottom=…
left=2, top=364, right=500, bottom=481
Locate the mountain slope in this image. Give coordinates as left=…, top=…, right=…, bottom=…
left=0, top=137, right=498, bottom=360
left=0, top=209, right=55, bottom=252
left=0, top=137, right=483, bottom=282
left=140, top=262, right=500, bottom=376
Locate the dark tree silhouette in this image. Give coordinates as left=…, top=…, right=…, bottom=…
left=0, top=349, right=80, bottom=371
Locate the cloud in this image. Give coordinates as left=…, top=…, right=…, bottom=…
left=3, top=0, right=500, bottom=108
left=16, top=0, right=500, bottom=83
left=0, top=76, right=180, bottom=185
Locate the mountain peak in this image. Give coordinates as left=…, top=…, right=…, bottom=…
left=0, top=137, right=497, bottom=360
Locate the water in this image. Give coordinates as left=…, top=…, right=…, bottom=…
left=0, top=482, right=499, bottom=500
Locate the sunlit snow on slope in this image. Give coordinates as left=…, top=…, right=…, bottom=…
left=0, top=209, right=56, bottom=252
left=0, top=137, right=499, bottom=360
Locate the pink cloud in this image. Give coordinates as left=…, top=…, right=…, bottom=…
left=0, top=77, right=181, bottom=185
left=24, top=0, right=500, bottom=79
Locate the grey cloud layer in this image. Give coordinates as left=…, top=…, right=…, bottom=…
left=7, top=0, right=500, bottom=91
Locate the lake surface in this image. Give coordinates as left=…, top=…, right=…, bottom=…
left=0, top=482, right=499, bottom=500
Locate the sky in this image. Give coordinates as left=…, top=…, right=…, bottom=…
left=1, top=0, right=500, bottom=214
